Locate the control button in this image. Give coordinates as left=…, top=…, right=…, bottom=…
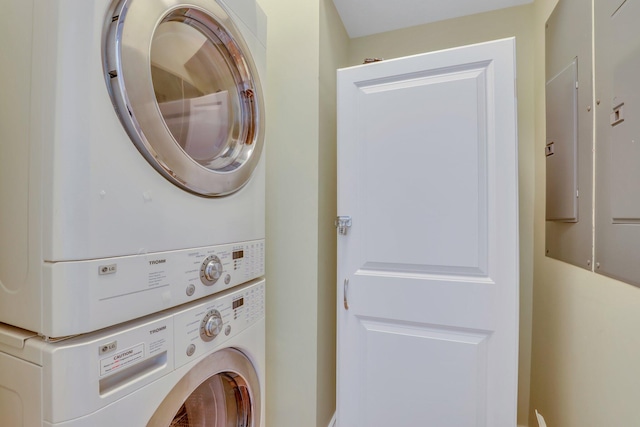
left=186, top=344, right=196, bottom=357
left=186, top=284, right=196, bottom=296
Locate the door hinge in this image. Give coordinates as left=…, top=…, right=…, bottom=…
left=335, top=216, right=352, bottom=235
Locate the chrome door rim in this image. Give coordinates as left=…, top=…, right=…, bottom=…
left=147, top=347, right=261, bottom=426
left=104, top=0, right=264, bottom=197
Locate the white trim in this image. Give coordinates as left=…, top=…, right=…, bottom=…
left=328, top=413, right=526, bottom=426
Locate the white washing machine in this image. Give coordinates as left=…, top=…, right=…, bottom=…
left=0, top=279, right=265, bottom=427
left=0, top=0, right=267, bottom=337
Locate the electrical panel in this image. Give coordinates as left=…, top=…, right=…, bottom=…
left=546, top=0, right=640, bottom=286
left=594, top=0, right=640, bottom=286
left=545, top=0, right=593, bottom=269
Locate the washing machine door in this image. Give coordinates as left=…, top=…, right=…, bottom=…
left=148, top=348, right=261, bottom=427
left=104, top=0, right=265, bottom=197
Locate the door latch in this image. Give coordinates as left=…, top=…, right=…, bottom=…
left=335, top=216, right=352, bottom=235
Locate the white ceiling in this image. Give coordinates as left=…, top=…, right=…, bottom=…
left=332, top=0, right=533, bottom=38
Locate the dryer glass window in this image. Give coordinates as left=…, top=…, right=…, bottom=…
left=151, top=10, right=253, bottom=172
left=105, top=0, right=265, bottom=196
left=169, top=372, right=252, bottom=426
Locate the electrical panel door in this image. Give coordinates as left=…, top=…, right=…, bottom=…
left=545, top=0, right=593, bottom=270
left=545, top=59, right=578, bottom=222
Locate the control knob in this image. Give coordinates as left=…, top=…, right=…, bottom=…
left=200, top=255, right=223, bottom=286
left=200, top=309, right=223, bottom=342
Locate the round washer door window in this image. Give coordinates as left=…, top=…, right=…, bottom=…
left=104, top=0, right=264, bottom=197
left=147, top=348, right=261, bottom=426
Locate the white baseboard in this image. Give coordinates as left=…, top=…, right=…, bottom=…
left=328, top=414, right=525, bottom=427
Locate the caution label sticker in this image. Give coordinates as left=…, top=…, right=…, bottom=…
left=100, top=343, right=145, bottom=377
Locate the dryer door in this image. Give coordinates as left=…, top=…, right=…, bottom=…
left=147, top=348, right=261, bottom=427
left=104, top=0, right=264, bottom=197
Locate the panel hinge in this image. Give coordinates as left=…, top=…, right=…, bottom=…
left=335, top=216, right=352, bottom=235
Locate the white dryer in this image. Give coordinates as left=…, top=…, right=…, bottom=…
left=0, top=279, right=265, bottom=427
left=0, top=0, right=266, bottom=337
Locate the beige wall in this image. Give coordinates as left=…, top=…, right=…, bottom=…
left=318, top=0, right=349, bottom=426
left=261, top=0, right=320, bottom=424
left=529, top=0, right=640, bottom=426
left=349, top=6, right=536, bottom=425
left=261, top=0, right=348, bottom=425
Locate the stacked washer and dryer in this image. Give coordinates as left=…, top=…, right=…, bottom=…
left=0, top=0, right=267, bottom=425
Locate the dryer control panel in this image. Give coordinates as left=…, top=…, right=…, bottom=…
left=173, top=279, right=265, bottom=368
left=44, top=239, right=265, bottom=338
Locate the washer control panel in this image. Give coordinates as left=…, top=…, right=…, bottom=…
left=173, top=279, right=265, bottom=368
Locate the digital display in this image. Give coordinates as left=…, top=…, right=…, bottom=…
left=233, top=250, right=244, bottom=260
left=233, top=298, right=244, bottom=310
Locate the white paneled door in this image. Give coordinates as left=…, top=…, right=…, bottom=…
left=336, top=38, right=519, bottom=427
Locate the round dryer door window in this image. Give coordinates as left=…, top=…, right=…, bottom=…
left=104, top=0, right=265, bottom=197
left=147, top=348, right=261, bottom=426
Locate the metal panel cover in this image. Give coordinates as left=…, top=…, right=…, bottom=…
left=546, top=59, right=578, bottom=222
left=544, top=0, right=594, bottom=270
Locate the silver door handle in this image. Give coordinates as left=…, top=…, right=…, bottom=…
left=344, top=278, right=349, bottom=310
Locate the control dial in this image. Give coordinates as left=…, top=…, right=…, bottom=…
left=200, top=255, right=223, bottom=286
left=200, top=309, right=223, bottom=342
